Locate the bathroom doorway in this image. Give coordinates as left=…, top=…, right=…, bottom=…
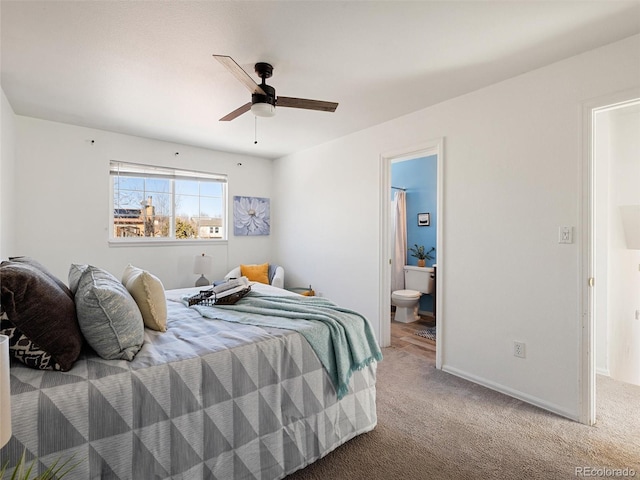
left=581, top=91, right=640, bottom=425
left=379, top=138, right=444, bottom=369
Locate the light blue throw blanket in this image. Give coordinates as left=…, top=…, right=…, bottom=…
left=185, top=292, right=383, bottom=399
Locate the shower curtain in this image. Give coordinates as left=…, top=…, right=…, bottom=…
left=391, top=190, right=407, bottom=292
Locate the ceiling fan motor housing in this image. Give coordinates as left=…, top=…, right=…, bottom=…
left=252, top=84, right=276, bottom=107
left=253, top=62, right=276, bottom=107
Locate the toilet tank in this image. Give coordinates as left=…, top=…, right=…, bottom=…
left=404, top=266, right=435, bottom=294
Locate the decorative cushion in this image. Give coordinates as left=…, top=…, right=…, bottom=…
left=73, top=265, right=144, bottom=361
left=240, top=263, right=270, bottom=285
left=68, top=263, right=89, bottom=294
left=7, top=256, right=73, bottom=299
left=0, top=262, right=82, bottom=371
left=268, top=264, right=279, bottom=284
left=121, top=264, right=168, bottom=332
left=0, top=310, right=64, bottom=371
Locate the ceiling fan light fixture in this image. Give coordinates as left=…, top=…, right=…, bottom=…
left=213, top=55, right=338, bottom=122
left=251, top=102, right=276, bottom=117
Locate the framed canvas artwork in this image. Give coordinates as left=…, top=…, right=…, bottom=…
left=418, top=212, right=430, bottom=227
left=233, top=196, right=270, bottom=235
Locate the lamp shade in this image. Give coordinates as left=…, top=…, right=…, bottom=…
left=193, top=253, right=213, bottom=275
left=193, top=254, right=213, bottom=287
left=0, top=334, right=11, bottom=448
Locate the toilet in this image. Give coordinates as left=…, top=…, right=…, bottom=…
left=391, top=266, right=435, bottom=323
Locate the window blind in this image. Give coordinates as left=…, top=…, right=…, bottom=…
left=109, top=161, right=227, bottom=183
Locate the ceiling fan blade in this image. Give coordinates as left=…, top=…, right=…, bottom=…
left=213, top=55, right=266, bottom=96
left=277, top=97, right=338, bottom=112
left=220, top=102, right=251, bottom=121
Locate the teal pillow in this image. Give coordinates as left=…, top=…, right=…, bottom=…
left=73, top=265, right=144, bottom=360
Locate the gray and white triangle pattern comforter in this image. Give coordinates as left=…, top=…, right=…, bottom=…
left=0, top=289, right=377, bottom=479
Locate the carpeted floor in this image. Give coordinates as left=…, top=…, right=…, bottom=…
left=286, top=346, right=640, bottom=479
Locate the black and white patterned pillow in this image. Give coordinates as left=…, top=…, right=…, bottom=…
left=0, top=310, right=63, bottom=371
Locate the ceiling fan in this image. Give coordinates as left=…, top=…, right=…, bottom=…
left=213, top=55, right=339, bottom=121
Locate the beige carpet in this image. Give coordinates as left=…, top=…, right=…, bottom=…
left=287, top=346, right=640, bottom=479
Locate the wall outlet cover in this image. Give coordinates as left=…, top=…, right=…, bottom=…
left=559, top=226, right=573, bottom=244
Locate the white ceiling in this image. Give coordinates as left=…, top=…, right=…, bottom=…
left=2, top=1, right=639, bottom=159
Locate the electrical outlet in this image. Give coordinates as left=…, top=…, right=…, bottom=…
left=514, top=341, right=526, bottom=358
left=558, top=226, right=573, bottom=244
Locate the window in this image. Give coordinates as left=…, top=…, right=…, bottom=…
left=110, top=161, right=227, bottom=242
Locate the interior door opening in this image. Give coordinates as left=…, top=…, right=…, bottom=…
left=379, top=138, right=444, bottom=368
left=583, top=92, right=640, bottom=425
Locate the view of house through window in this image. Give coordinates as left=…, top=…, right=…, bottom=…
left=110, top=162, right=227, bottom=241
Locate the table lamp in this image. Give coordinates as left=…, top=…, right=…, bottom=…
left=193, top=253, right=213, bottom=287
left=0, top=334, right=11, bottom=448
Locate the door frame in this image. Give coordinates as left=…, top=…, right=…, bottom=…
left=379, top=137, right=444, bottom=369
left=580, top=89, right=640, bottom=425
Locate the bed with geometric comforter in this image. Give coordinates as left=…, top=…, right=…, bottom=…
left=0, top=283, right=378, bottom=479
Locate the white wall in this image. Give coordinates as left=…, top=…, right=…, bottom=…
left=1, top=88, right=17, bottom=259
left=607, top=106, right=640, bottom=385
left=272, top=34, right=640, bottom=420
left=12, top=117, right=274, bottom=289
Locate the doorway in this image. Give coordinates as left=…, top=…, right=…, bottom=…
left=582, top=92, right=640, bottom=425
left=379, top=138, right=444, bottom=369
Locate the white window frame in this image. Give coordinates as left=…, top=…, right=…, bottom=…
left=109, top=161, right=228, bottom=246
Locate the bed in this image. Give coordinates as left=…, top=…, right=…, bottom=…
left=0, top=270, right=380, bottom=479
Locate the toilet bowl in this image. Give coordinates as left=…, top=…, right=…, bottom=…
left=392, top=266, right=434, bottom=323
left=391, top=289, right=423, bottom=323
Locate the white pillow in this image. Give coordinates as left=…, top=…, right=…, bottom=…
left=121, top=264, right=168, bottom=332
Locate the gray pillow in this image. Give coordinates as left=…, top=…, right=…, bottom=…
left=268, top=264, right=279, bottom=284
left=68, top=263, right=89, bottom=295
left=73, top=265, right=144, bottom=360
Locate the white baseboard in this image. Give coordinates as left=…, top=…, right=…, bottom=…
left=418, top=310, right=434, bottom=318
left=442, top=364, right=580, bottom=422
left=596, top=367, right=610, bottom=377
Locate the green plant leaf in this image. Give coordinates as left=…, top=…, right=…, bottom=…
left=1, top=449, right=79, bottom=480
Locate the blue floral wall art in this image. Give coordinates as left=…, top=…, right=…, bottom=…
left=233, top=196, right=270, bottom=236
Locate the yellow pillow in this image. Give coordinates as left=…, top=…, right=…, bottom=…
left=240, top=263, right=270, bottom=285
